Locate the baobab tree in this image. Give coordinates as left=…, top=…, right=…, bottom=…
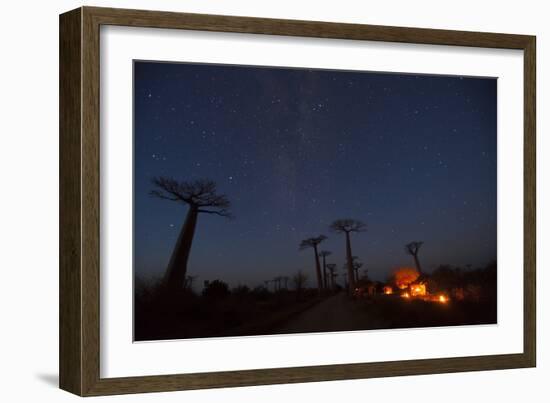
left=330, top=219, right=366, bottom=293
left=282, top=276, right=289, bottom=290
left=319, top=250, right=332, bottom=290
left=273, top=276, right=284, bottom=292
left=299, top=235, right=327, bottom=293
left=326, top=263, right=337, bottom=289
left=351, top=256, right=363, bottom=283
left=405, top=241, right=424, bottom=274
left=150, top=177, right=231, bottom=292
left=293, top=270, right=308, bottom=294
left=341, top=256, right=362, bottom=283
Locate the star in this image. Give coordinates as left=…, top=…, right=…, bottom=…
left=134, top=60, right=497, bottom=289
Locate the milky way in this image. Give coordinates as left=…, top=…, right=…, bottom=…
left=134, top=61, right=497, bottom=288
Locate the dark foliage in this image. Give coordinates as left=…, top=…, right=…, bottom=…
left=202, top=279, right=230, bottom=299
left=427, top=261, right=497, bottom=302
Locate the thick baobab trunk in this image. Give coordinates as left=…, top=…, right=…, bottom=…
left=413, top=254, right=422, bottom=275
left=313, top=245, right=323, bottom=294
left=345, top=232, right=355, bottom=293
left=163, top=205, right=199, bottom=291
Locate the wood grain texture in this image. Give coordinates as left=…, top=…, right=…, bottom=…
left=523, top=38, right=536, bottom=367
left=81, top=6, right=102, bottom=396
left=59, top=6, right=537, bottom=396
left=59, top=8, right=82, bottom=396
left=85, top=354, right=531, bottom=396
left=86, top=6, right=532, bottom=49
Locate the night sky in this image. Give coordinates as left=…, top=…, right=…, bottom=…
left=134, top=61, right=497, bottom=288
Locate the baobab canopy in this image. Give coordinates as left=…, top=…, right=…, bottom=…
left=150, top=177, right=232, bottom=218
left=330, top=219, right=366, bottom=234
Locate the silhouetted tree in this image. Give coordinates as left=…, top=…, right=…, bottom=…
left=252, top=285, right=270, bottom=301
left=351, top=256, right=363, bottom=283
left=273, top=276, right=283, bottom=292
left=293, top=270, right=308, bottom=293
left=202, top=279, right=229, bottom=299
left=341, top=256, right=363, bottom=284
left=326, top=263, right=337, bottom=289
left=150, top=177, right=231, bottom=292
left=330, top=219, right=366, bottom=293
left=405, top=241, right=424, bottom=274
left=299, top=235, right=327, bottom=293
left=232, top=284, right=251, bottom=298
left=282, top=276, right=289, bottom=290
left=342, top=270, right=348, bottom=290
left=319, top=250, right=332, bottom=289
left=184, top=275, right=198, bottom=291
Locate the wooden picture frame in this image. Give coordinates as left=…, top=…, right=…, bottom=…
left=59, top=6, right=536, bottom=396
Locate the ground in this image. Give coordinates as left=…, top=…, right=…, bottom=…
left=272, top=292, right=390, bottom=334
left=135, top=289, right=497, bottom=341
left=270, top=292, right=496, bottom=336
left=269, top=291, right=496, bottom=336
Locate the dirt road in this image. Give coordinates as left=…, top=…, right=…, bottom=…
left=272, top=291, right=390, bottom=335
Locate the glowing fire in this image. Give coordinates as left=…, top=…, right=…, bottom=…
left=410, top=282, right=427, bottom=297
left=393, top=267, right=420, bottom=289
left=424, top=293, right=449, bottom=303
left=389, top=268, right=451, bottom=304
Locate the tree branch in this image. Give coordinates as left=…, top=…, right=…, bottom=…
left=150, top=176, right=232, bottom=216
left=299, top=235, right=327, bottom=250
left=197, top=208, right=233, bottom=218
left=149, top=189, right=180, bottom=201
left=330, top=219, right=366, bottom=234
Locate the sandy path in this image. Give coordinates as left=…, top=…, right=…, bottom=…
left=273, top=291, right=388, bottom=334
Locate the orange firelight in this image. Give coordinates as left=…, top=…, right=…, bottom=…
left=438, top=295, right=448, bottom=303
left=383, top=286, right=393, bottom=295
left=410, top=282, right=427, bottom=297
left=392, top=267, right=420, bottom=290
left=401, top=292, right=410, bottom=299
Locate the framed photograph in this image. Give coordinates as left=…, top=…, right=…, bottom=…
left=59, top=6, right=536, bottom=396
